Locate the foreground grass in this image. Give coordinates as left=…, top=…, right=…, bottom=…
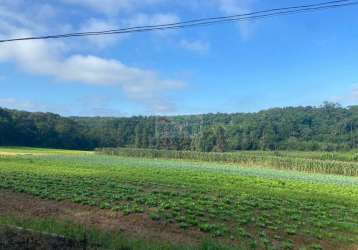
left=0, top=216, right=231, bottom=250
left=0, top=151, right=357, bottom=249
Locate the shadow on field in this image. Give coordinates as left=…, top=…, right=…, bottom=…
left=0, top=226, right=102, bottom=250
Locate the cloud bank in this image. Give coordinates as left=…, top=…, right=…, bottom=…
left=0, top=2, right=186, bottom=113
left=0, top=0, right=256, bottom=114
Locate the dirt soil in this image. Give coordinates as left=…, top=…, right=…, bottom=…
left=0, top=190, right=205, bottom=247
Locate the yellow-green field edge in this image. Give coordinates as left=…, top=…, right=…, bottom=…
left=0, top=146, right=92, bottom=156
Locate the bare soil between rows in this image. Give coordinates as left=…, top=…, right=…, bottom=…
left=0, top=190, right=206, bottom=247
left=0, top=190, right=357, bottom=250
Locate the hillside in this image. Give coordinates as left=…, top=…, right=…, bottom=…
left=1, top=102, right=358, bottom=151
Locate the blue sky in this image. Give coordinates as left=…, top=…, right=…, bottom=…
left=0, top=0, right=358, bottom=116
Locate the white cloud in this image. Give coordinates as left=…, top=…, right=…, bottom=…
left=79, top=18, right=122, bottom=48
left=62, top=0, right=167, bottom=15
left=0, top=96, right=126, bottom=116
left=351, top=87, right=358, bottom=100
left=0, top=1, right=186, bottom=114
left=333, top=86, right=358, bottom=105
left=0, top=97, right=76, bottom=115
left=180, top=39, right=210, bottom=53
left=81, top=107, right=124, bottom=117
left=0, top=0, right=263, bottom=115
left=127, top=13, right=179, bottom=26
left=346, top=86, right=358, bottom=101
left=217, top=0, right=250, bottom=14
left=216, top=0, right=256, bottom=40
left=77, top=13, right=180, bottom=49
left=0, top=98, right=48, bottom=112
left=125, top=13, right=180, bottom=37
left=0, top=37, right=184, bottom=113
left=76, top=95, right=125, bottom=117
left=62, top=0, right=133, bottom=15
left=0, top=2, right=58, bottom=34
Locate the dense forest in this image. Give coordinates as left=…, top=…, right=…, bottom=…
left=1, top=102, right=358, bottom=152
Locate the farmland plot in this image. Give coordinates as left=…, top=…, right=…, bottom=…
left=0, top=148, right=357, bottom=249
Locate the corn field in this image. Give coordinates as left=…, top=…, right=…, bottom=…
left=96, top=148, right=358, bottom=176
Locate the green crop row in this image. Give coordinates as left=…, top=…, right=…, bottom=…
left=96, top=148, right=358, bottom=176
left=0, top=154, right=357, bottom=249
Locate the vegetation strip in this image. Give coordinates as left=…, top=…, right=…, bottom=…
left=97, top=148, right=358, bottom=176
left=0, top=150, right=357, bottom=249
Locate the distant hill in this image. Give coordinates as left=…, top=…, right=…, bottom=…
left=1, top=102, right=358, bottom=151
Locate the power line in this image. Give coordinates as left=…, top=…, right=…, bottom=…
left=48, top=0, right=354, bottom=36
left=0, top=0, right=357, bottom=43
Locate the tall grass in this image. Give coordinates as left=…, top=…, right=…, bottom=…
left=96, top=148, right=358, bottom=176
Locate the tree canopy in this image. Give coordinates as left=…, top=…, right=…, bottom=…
left=1, top=103, right=357, bottom=152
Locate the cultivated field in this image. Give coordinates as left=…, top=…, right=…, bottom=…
left=0, top=147, right=357, bottom=249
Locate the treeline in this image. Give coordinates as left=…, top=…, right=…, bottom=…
left=0, top=108, right=90, bottom=149
left=1, top=102, right=358, bottom=151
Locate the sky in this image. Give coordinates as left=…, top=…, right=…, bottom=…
left=0, top=0, right=358, bottom=117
